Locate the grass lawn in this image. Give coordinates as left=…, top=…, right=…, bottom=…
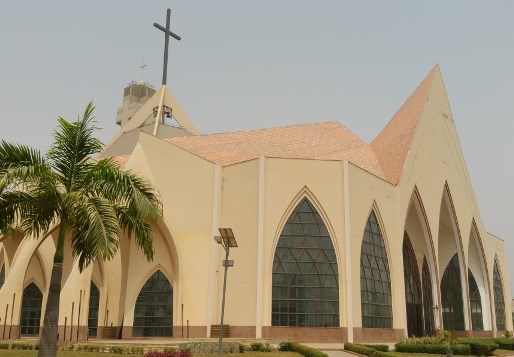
left=389, top=352, right=514, bottom=357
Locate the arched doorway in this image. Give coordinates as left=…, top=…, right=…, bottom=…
left=133, top=270, right=173, bottom=337
left=20, top=282, right=43, bottom=336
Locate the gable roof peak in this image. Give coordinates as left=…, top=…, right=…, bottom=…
left=371, top=65, right=441, bottom=184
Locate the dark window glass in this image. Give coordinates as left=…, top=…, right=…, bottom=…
left=272, top=198, right=339, bottom=327
left=468, top=269, right=483, bottom=331
left=360, top=211, right=392, bottom=328
left=20, top=282, right=43, bottom=336
left=133, top=270, right=173, bottom=337
left=441, top=254, right=465, bottom=330
left=88, top=282, right=100, bottom=338
left=0, top=265, right=4, bottom=290
left=422, top=258, right=434, bottom=336
left=493, top=259, right=506, bottom=331
left=402, top=235, right=422, bottom=337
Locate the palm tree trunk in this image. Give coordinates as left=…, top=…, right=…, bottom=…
left=37, top=263, right=62, bottom=357
left=38, top=222, right=66, bottom=357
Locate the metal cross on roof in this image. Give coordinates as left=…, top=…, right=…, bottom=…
left=154, top=8, right=181, bottom=86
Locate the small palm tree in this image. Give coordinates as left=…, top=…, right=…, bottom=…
left=0, top=102, right=161, bottom=357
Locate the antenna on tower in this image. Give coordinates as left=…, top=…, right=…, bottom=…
left=139, top=61, right=148, bottom=85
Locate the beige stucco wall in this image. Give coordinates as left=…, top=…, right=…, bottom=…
left=0, top=77, right=512, bottom=342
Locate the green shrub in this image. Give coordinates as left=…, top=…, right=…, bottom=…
left=145, top=352, right=192, bottom=357
left=371, top=351, right=393, bottom=357
left=493, top=338, right=514, bottom=350
left=344, top=343, right=376, bottom=356
left=164, top=347, right=177, bottom=353
left=405, top=336, right=446, bottom=345
left=11, top=343, right=36, bottom=350
left=131, top=346, right=145, bottom=354
left=395, top=342, right=447, bottom=354
left=0, top=343, right=9, bottom=349
left=110, top=346, right=124, bottom=354
left=179, top=341, right=241, bottom=354
left=459, top=338, right=499, bottom=355
left=451, top=344, right=471, bottom=355
left=395, top=342, right=469, bottom=356
left=76, top=344, right=102, bottom=352
left=291, top=343, right=329, bottom=357
left=251, top=343, right=264, bottom=351
left=239, top=343, right=246, bottom=353
left=279, top=342, right=293, bottom=351
left=362, top=344, right=389, bottom=352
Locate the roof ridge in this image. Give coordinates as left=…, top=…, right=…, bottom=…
left=371, top=65, right=439, bottom=184
left=186, top=121, right=343, bottom=138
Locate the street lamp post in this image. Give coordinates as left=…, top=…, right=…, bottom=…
left=215, top=228, right=238, bottom=357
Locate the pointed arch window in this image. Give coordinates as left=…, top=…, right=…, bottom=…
left=468, top=269, right=483, bottom=331
left=402, top=235, right=422, bottom=337
left=133, top=270, right=173, bottom=337
left=0, top=265, right=4, bottom=290
left=20, top=282, right=43, bottom=336
left=360, top=210, right=392, bottom=328
left=493, top=259, right=506, bottom=331
left=88, top=282, right=100, bottom=338
left=422, top=258, right=434, bottom=336
left=441, top=254, right=465, bottom=331
left=272, top=197, right=339, bottom=327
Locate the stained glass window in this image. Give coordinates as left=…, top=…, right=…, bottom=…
left=493, top=259, right=506, bottom=331
left=88, top=282, right=100, bottom=338
left=468, top=269, right=483, bottom=331
left=133, top=270, right=173, bottom=337
left=422, top=258, right=434, bottom=336
left=403, top=236, right=422, bottom=336
left=360, top=211, right=392, bottom=328
left=441, top=254, right=465, bottom=331
left=272, top=198, right=339, bottom=327
left=20, top=283, right=43, bottom=336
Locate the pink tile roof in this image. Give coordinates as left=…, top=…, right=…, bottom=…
left=371, top=66, right=438, bottom=184
left=166, top=122, right=385, bottom=178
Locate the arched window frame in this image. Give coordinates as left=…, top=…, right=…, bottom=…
left=271, top=196, right=340, bottom=327
left=403, top=234, right=423, bottom=337
left=88, top=281, right=100, bottom=338
left=493, top=257, right=506, bottom=331
left=360, top=208, right=393, bottom=328
left=0, top=264, right=4, bottom=290
left=133, top=269, right=173, bottom=337
left=468, top=268, right=483, bottom=331
left=422, top=257, right=434, bottom=336
left=441, top=254, right=465, bottom=331
left=20, top=282, right=43, bottom=336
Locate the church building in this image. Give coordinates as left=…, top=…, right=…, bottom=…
left=0, top=65, right=512, bottom=343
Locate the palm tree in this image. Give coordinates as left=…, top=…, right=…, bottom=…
left=0, top=102, right=162, bottom=357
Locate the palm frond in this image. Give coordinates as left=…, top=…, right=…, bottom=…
left=64, top=192, right=119, bottom=271
left=115, top=205, right=154, bottom=261
left=83, top=158, right=162, bottom=221
left=0, top=184, right=59, bottom=238
left=48, top=102, right=103, bottom=192
left=0, top=141, right=51, bottom=190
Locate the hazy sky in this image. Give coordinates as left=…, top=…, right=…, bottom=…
left=1, top=2, right=513, bottom=296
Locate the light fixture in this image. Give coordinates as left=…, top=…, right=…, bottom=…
left=213, top=228, right=238, bottom=357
